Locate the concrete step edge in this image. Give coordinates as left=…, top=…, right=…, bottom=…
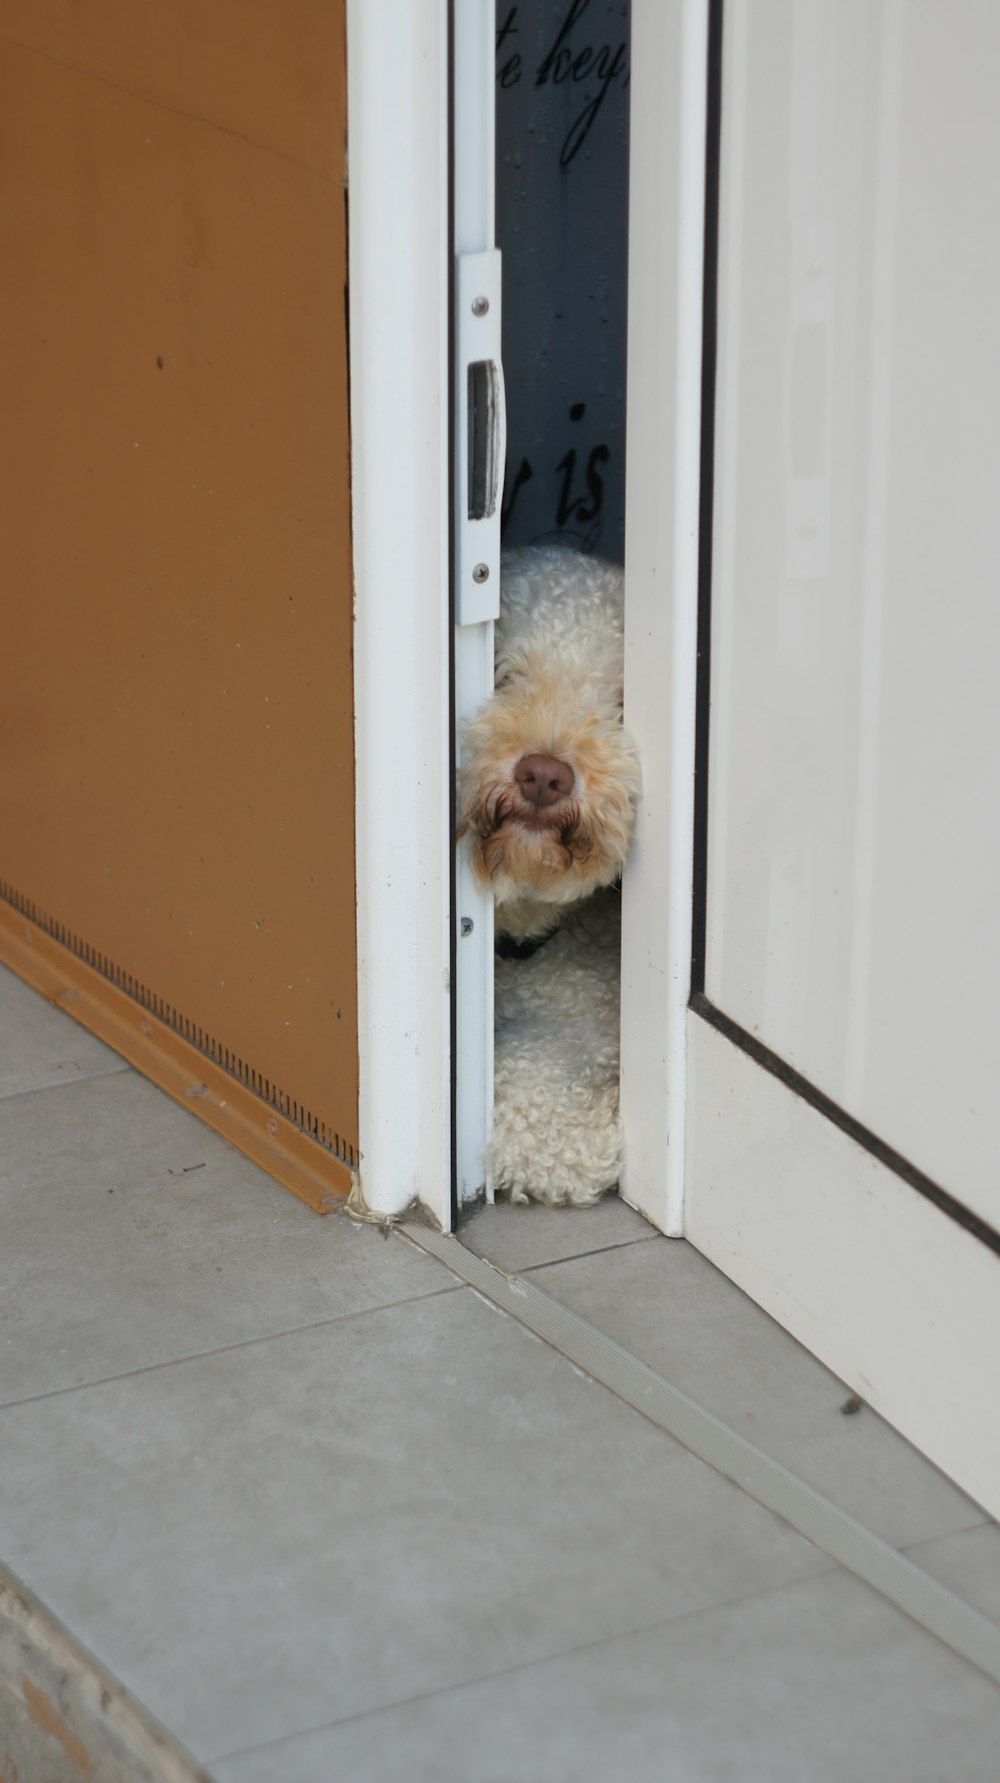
left=0, top=1559, right=214, bottom=1783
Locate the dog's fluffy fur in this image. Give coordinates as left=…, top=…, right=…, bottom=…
left=458, top=545, right=639, bottom=1206
left=492, top=889, right=623, bottom=1206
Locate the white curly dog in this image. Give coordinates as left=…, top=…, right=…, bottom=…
left=458, top=545, right=640, bottom=1206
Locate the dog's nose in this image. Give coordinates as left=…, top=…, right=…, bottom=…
left=514, top=753, right=575, bottom=808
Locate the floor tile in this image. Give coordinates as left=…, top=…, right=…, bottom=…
left=905, top=1524, right=1000, bottom=1625
left=0, top=1289, right=829, bottom=1761
left=0, top=1068, right=450, bottom=1404
left=458, top=1190, right=656, bottom=1272
left=211, top=1569, right=1000, bottom=1783
left=527, top=1238, right=986, bottom=1549
left=0, top=963, right=128, bottom=1098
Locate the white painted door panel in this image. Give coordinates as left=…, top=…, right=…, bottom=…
left=678, top=0, right=1000, bottom=1516
left=687, top=1017, right=1000, bottom=1521
left=706, top=0, right=1000, bottom=1225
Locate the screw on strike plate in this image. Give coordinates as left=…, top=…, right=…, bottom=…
left=472, top=563, right=490, bottom=584
left=471, top=295, right=490, bottom=316
left=460, top=917, right=474, bottom=936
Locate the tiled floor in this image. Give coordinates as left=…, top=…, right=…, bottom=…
left=2, top=960, right=1000, bottom=1780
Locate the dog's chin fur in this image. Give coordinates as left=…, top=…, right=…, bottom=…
left=462, top=766, right=635, bottom=939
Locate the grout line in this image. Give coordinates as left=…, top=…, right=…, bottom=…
left=521, top=1233, right=662, bottom=1269
left=460, top=1232, right=660, bottom=1274
left=0, top=1063, right=131, bottom=1105
left=205, top=1564, right=850, bottom=1768
left=903, top=1521, right=997, bottom=1558
left=399, top=1221, right=1000, bottom=1690
left=0, top=1285, right=461, bottom=1415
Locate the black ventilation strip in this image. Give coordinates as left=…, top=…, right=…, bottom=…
left=0, top=878, right=356, bottom=1168
left=689, top=0, right=1000, bottom=1264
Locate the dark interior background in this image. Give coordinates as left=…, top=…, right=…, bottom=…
left=496, top=0, right=631, bottom=562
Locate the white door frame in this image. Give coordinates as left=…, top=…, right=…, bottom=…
left=619, top=0, right=709, bottom=1237
left=348, top=0, right=710, bottom=1233
left=348, top=0, right=453, bottom=1225
left=452, top=0, right=502, bottom=1211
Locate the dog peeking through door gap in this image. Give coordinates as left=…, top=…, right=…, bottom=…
left=458, top=545, right=640, bottom=1206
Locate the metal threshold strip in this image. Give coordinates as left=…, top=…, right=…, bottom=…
left=399, top=1220, right=1000, bottom=1689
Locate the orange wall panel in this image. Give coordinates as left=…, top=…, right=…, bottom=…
left=0, top=3, right=357, bottom=1198
left=0, top=1, right=343, bottom=178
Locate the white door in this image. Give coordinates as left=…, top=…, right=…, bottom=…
left=626, top=0, right=1000, bottom=1517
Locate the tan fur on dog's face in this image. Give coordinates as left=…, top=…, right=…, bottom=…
left=457, top=663, right=641, bottom=921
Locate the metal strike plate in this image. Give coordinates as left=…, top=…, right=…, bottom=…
left=456, top=249, right=505, bottom=624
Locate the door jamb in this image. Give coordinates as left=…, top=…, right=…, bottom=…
left=620, top=0, right=710, bottom=1235
left=347, top=0, right=453, bottom=1224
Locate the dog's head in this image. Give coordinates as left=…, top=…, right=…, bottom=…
left=457, top=655, right=640, bottom=925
